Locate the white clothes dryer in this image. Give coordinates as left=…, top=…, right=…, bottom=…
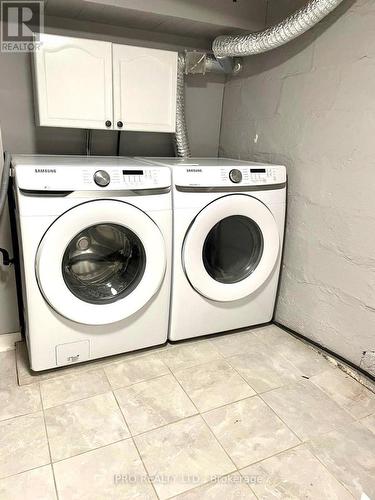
left=140, top=157, right=286, bottom=341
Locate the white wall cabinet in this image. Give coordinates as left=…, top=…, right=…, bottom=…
left=33, top=34, right=177, bottom=133
left=112, top=45, right=177, bottom=132
left=33, top=34, right=113, bottom=130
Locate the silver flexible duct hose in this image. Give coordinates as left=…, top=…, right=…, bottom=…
left=0, top=152, right=11, bottom=218
left=174, top=0, right=344, bottom=156
left=213, top=0, right=345, bottom=57
left=174, top=53, right=191, bottom=158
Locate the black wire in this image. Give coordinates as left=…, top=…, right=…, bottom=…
left=116, top=131, right=121, bottom=156
left=85, top=130, right=92, bottom=156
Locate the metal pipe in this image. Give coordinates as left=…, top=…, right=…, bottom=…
left=213, top=0, right=345, bottom=57
left=174, top=53, right=191, bottom=158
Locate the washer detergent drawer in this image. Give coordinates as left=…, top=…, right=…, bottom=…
left=56, top=340, right=90, bottom=366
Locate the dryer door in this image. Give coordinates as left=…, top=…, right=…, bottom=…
left=182, top=194, right=280, bottom=302
left=36, top=199, right=166, bottom=325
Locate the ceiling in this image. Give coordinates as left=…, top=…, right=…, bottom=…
left=42, top=0, right=267, bottom=42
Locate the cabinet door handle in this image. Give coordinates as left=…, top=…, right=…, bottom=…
left=105, top=120, right=112, bottom=127
left=117, top=121, right=123, bottom=128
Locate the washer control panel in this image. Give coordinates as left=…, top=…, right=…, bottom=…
left=14, top=160, right=170, bottom=192
left=82, top=167, right=164, bottom=189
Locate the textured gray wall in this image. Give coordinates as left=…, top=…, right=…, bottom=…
left=220, top=0, right=375, bottom=373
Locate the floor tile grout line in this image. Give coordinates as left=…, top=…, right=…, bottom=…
left=236, top=445, right=310, bottom=500
left=165, top=470, right=257, bottom=500
left=131, top=434, right=161, bottom=500
left=308, top=376, right=373, bottom=421
left=129, top=414, right=199, bottom=441
left=238, top=438, right=355, bottom=499
left=304, top=444, right=357, bottom=499
left=111, top=372, right=200, bottom=436
left=6, top=353, right=345, bottom=428
left=103, top=371, right=136, bottom=443
left=41, top=386, right=112, bottom=412
left=0, top=463, right=56, bottom=483
left=224, top=347, right=307, bottom=383
left=108, top=369, right=171, bottom=393
left=40, top=400, right=60, bottom=500
left=222, top=349, right=320, bottom=404
left=306, top=379, right=358, bottom=423
left=166, top=366, right=240, bottom=477
left=110, top=385, right=161, bottom=499
left=0, top=405, right=44, bottom=425
left=16, top=345, right=173, bottom=387
left=108, top=383, right=131, bottom=440
left=33, top=382, right=276, bottom=466
left=257, top=392, right=303, bottom=444
left=224, top=341, right=367, bottom=425
left=5, top=332, right=370, bottom=494
left=256, top=379, right=358, bottom=442
left=171, top=358, right=258, bottom=410
left=16, top=328, right=288, bottom=387
left=238, top=442, right=303, bottom=471
left=199, top=393, right=260, bottom=415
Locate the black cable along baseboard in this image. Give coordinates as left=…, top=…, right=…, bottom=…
left=274, top=321, right=375, bottom=383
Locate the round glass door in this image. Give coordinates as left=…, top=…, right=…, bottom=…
left=203, top=216, right=263, bottom=284
left=62, top=224, right=146, bottom=304
left=36, top=199, right=166, bottom=325
left=182, top=194, right=280, bottom=302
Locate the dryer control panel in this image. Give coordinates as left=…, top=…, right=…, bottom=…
left=174, top=164, right=286, bottom=188
left=138, top=157, right=286, bottom=189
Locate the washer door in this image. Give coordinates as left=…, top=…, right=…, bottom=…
left=182, top=195, right=280, bottom=302
left=36, top=199, right=166, bottom=325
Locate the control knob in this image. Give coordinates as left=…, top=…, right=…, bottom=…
left=229, top=169, right=242, bottom=184
left=94, top=170, right=110, bottom=187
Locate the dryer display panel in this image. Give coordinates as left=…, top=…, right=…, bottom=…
left=62, top=223, right=146, bottom=304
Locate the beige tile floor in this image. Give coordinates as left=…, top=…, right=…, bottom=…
left=0, top=324, right=374, bottom=499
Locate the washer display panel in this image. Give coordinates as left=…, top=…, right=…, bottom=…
left=183, top=195, right=279, bottom=302
left=36, top=200, right=166, bottom=325
left=62, top=224, right=146, bottom=305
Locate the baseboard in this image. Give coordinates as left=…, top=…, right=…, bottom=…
left=274, top=321, right=375, bottom=390
left=0, top=331, right=22, bottom=352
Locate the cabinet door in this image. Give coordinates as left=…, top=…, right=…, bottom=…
left=33, top=34, right=113, bottom=130
left=113, top=45, right=177, bottom=133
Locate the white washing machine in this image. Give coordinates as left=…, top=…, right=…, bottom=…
left=140, top=157, right=286, bottom=341
left=12, top=155, right=172, bottom=371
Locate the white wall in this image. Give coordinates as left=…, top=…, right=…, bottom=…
left=0, top=131, right=19, bottom=335
left=219, top=0, right=375, bottom=374
left=0, top=16, right=225, bottom=335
